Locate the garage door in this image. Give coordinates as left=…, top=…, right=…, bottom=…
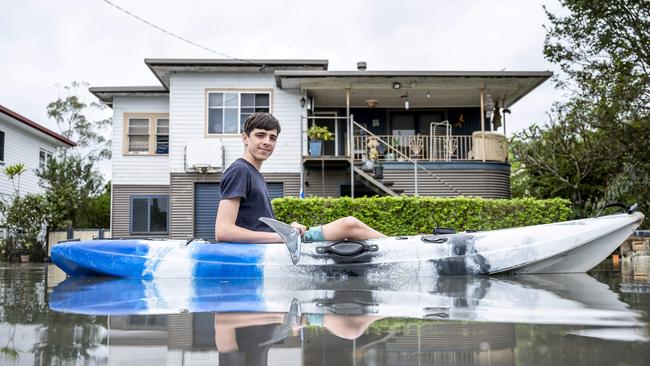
left=194, top=182, right=284, bottom=241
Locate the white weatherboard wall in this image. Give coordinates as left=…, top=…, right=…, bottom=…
left=0, top=113, right=63, bottom=198
left=169, top=72, right=303, bottom=174
left=112, top=96, right=170, bottom=185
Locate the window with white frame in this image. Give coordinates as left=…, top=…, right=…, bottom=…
left=124, top=114, right=169, bottom=155
left=39, top=148, right=53, bottom=170
left=130, top=195, right=169, bottom=234
left=207, top=92, right=270, bottom=134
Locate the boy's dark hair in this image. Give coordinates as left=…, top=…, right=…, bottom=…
left=243, top=112, right=281, bottom=135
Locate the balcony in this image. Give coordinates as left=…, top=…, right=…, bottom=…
left=351, top=132, right=508, bottom=163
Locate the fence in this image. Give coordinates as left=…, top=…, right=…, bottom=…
left=48, top=228, right=111, bottom=257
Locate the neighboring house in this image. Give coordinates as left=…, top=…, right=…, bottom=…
left=90, top=58, right=551, bottom=240
left=0, top=105, right=76, bottom=199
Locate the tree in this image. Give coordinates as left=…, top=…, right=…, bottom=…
left=75, top=182, right=111, bottom=229
left=46, top=82, right=111, bottom=162
left=510, top=103, right=617, bottom=217
left=38, top=154, right=105, bottom=230
left=2, top=163, right=27, bottom=197
left=38, top=82, right=112, bottom=229
left=512, top=0, right=650, bottom=221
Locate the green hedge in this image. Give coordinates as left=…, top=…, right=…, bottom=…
left=272, top=196, right=572, bottom=236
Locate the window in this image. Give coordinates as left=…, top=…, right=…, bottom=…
left=130, top=195, right=169, bottom=234
left=127, top=118, right=149, bottom=152
left=207, top=92, right=270, bottom=134
left=123, top=113, right=169, bottom=155
left=156, top=118, right=169, bottom=154
left=39, top=149, right=53, bottom=170
left=0, top=131, right=4, bottom=162
left=127, top=315, right=168, bottom=328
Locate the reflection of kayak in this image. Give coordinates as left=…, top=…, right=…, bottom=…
left=49, top=274, right=643, bottom=327
left=51, top=212, right=644, bottom=278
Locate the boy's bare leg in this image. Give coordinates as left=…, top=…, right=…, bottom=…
left=321, top=216, right=386, bottom=241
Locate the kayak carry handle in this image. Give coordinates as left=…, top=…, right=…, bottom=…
left=316, top=241, right=378, bottom=256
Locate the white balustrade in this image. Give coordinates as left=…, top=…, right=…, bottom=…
left=352, top=135, right=475, bottom=162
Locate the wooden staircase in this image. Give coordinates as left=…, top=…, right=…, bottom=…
left=353, top=166, right=404, bottom=196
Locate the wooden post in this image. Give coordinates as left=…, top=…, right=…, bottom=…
left=481, top=88, right=485, bottom=162
left=347, top=88, right=354, bottom=198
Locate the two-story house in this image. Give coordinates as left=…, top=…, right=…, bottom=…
left=90, top=58, right=551, bottom=240
left=0, top=104, right=76, bottom=199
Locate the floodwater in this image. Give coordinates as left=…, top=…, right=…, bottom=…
left=1, top=260, right=650, bottom=366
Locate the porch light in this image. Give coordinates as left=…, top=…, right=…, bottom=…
left=392, top=82, right=401, bottom=89
left=300, top=96, right=306, bottom=108
left=401, top=93, right=410, bottom=110
left=365, top=99, right=379, bottom=108
left=426, top=91, right=431, bottom=99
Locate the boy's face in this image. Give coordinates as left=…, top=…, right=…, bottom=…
left=242, top=128, right=278, bottom=162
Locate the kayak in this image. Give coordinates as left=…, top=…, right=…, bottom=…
left=51, top=211, right=644, bottom=278
left=49, top=274, right=643, bottom=328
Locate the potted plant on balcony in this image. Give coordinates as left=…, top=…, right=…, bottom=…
left=307, top=125, right=334, bottom=157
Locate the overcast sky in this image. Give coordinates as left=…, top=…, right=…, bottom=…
left=1, top=0, right=567, bottom=179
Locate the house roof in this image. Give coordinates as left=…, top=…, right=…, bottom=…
left=145, top=58, right=329, bottom=89
left=89, top=86, right=169, bottom=106
left=275, top=70, right=553, bottom=108
left=0, top=104, right=76, bottom=147
left=90, top=58, right=552, bottom=109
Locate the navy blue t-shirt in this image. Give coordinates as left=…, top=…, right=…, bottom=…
left=219, top=158, right=275, bottom=232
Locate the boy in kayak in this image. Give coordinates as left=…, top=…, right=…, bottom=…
left=215, top=112, right=385, bottom=244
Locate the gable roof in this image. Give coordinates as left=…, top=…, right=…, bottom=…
left=0, top=104, right=76, bottom=147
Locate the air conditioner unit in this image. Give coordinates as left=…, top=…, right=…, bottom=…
left=185, top=139, right=225, bottom=173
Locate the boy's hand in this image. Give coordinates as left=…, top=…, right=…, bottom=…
left=290, top=222, right=307, bottom=236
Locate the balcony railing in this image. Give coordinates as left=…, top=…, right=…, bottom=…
left=352, top=134, right=474, bottom=162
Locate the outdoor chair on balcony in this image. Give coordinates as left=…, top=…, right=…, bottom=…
left=409, top=136, right=424, bottom=160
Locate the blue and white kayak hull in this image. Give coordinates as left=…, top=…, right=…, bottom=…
left=51, top=212, right=644, bottom=278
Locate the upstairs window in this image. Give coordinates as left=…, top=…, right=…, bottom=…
left=156, top=118, right=169, bottom=154
left=127, top=118, right=150, bottom=153
left=39, top=148, right=53, bottom=170
left=124, top=113, right=169, bottom=155
left=207, top=92, right=270, bottom=134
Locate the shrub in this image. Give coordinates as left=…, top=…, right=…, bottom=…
left=272, top=196, right=572, bottom=236
left=0, top=194, right=49, bottom=258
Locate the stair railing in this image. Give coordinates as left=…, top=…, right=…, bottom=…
left=350, top=119, right=462, bottom=196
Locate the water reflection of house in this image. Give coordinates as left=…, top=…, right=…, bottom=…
left=107, top=314, right=301, bottom=365
left=304, top=323, right=515, bottom=366
left=106, top=314, right=516, bottom=365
